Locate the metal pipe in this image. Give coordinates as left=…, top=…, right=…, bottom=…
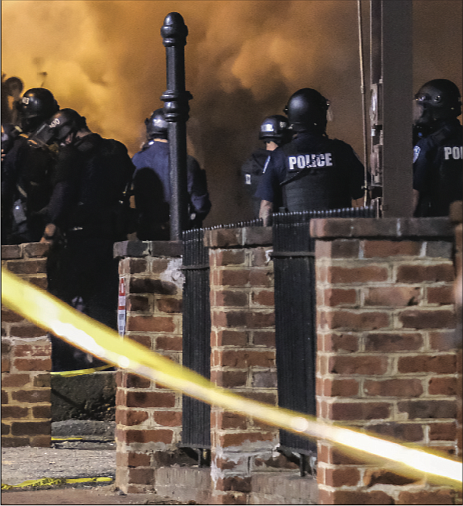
left=161, top=12, right=193, bottom=240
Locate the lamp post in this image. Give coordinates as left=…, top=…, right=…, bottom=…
left=161, top=12, right=193, bottom=240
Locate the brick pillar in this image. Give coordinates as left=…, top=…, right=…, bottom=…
left=1, top=243, right=52, bottom=447
left=312, top=217, right=460, bottom=505
left=114, top=240, right=184, bottom=494
left=206, top=227, right=280, bottom=504
left=450, top=202, right=462, bottom=496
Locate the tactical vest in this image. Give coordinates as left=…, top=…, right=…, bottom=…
left=415, top=123, right=463, bottom=217
left=280, top=141, right=351, bottom=212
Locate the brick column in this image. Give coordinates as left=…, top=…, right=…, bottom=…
left=1, top=243, right=52, bottom=447
left=450, top=202, right=462, bottom=486
left=114, top=241, right=184, bottom=494
left=206, top=227, right=282, bottom=504
left=312, top=218, right=460, bottom=505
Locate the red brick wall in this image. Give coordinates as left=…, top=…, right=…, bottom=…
left=1, top=243, right=52, bottom=447
left=114, top=241, right=185, bottom=494
left=312, top=218, right=460, bottom=505
left=206, top=227, right=297, bottom=504
left=450, top=202, right=462, bottom=505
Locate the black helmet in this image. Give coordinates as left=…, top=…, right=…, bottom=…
left=47, top=108, right=86, bottom=143
left=145, top=108, right=168, bottom=140
left=414, top=79, right=462, bottom=126
left=16, top=88, right=59, bottom=132
left=284, top=88, right=329, bottom=133
left=259, top=115, right=291, bottom=144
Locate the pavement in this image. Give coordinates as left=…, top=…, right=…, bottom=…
left=1, top=421, right=187, bottom=505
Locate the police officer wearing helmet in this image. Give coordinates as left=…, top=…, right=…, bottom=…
left=413, top=79, right=462, bottom=217
left=132, top=108, right=211, bottom=240
left=1, top=87, right=59, bottom=244
left=255, top=88, right=365, bottom=225
left=241, top=115, right=292, bottom=217
left=40, top=108, right=134, bottom=370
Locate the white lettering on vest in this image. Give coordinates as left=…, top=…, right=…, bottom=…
left=287, top=153, right=334, bottom=170
left=444, top=146, right=463, bottom=160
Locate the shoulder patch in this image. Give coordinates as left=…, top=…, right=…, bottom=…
left=413, top=145, right=421, bottom=163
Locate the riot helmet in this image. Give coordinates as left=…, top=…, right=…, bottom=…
left=145, top=108, right=168, bottom=140
left=259, top=115, right=291, bottom=145
left=16, top=88, right=59, bottom=133
left=414, top=79, right=462, bottom=127
left=46, top=108, right=87, bottom=144
left=284, top=88, right=329, bottom=133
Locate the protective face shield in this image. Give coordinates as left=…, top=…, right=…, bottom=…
left=145, top=109, right=168, bottom=140
left=414, top=79, right=462, bottom=127
left=27, top=122, right=56, bottom=149
left=284, top=88, right=330, bottom=133
left=46, top=108, right=85, bottom=145
left=16, top=88, right=59, bottom=133
left=259, top=115, right=292, bottom=145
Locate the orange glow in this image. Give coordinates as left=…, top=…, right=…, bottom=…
left=2, top=1, right=462, bottom=224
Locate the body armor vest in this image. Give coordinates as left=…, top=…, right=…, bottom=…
left=280, top=141, right=351, bottom=212
left=416, top=122, right=463, bottom=217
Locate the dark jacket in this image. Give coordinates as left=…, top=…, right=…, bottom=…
left=413, top=118, right=463, bottom=217
left=47, top=133, right=134, bottom=239
left=132, top=140, right=211, bottom=240
left=1, top=131, right=55, bottom=243
left=255, top=132, right=364, bottom=212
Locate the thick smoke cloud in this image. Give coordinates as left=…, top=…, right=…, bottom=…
left=2, top=0, right=462, bottom=224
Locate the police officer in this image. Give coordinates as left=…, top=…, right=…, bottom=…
left=1, top=87, right=59, bottom=244
left=255, top=88, right=365, bottom=225
left=241, top=115, right=292, bottom=217
left=413, top=79, right=462, bottom=217
left=132, top=108, right=211, bottom=240
left=41, top=108, right=134, bottom=370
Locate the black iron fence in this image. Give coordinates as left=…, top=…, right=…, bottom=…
left=180, top=207, right=377, bottom=470
left=272, top=204, right=378, bottom=474
left=181, top=228, right=211, bottom=455
left=181, top=219, right=263, bottom=462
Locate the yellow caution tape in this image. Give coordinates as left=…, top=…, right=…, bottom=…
left=50, top=364, right=113, bottom=377
left=1, top=476, right=113, bottom=490
left=2, top=267, right=462, bottom=488
left=50, top=437, right=113, bottom=441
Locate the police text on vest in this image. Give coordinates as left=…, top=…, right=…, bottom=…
left=288, top=153, right=333, bottom=170
left=444, top=146, right=463, bottom=160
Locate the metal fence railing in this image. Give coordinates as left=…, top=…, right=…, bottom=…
left=272, top=204, right=377, bottom=475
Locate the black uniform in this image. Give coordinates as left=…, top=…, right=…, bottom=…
left=132, top=140, right=211, bottom=240
left=413, top=117, right=463, bottom=217
left=47, top=133, right=134, bottom=370
left=240, top=148, right=273, bottom=217
left=1, top=131, right=55, bottom=244
left=255, top=132, right=364, bottom=211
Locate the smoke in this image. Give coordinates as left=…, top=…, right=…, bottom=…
left=2, top=0, right=462, bottom=224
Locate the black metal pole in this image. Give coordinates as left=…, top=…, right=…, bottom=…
left=161, top=12, right=192, bottom=240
